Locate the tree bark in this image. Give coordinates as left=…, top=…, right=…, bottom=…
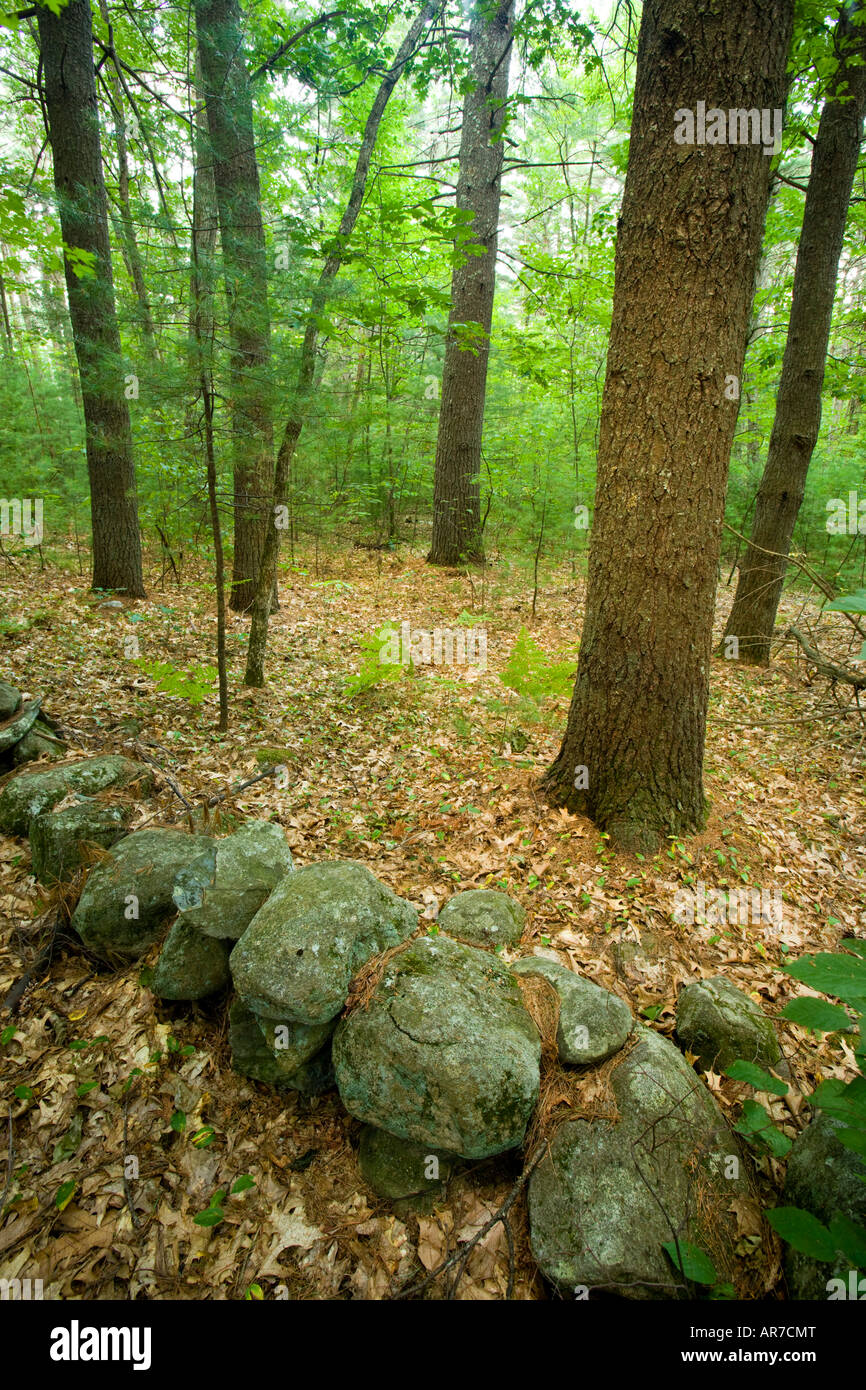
left=37, top=0, right=145, bottom=597
left=543, top=0, right=792, bottom=852
left=243, top=0, right=441, bottom=686
left=722, top=4, right=866, bottom=664
left=195, top=0, right=274, bottom=613
left=427, top=0, right=514, bottom=567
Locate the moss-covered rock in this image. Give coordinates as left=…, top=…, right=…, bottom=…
left=29, top=799, right=133, bottom=883
left=12, top=719, right=66, bottom=766
left=333, top=933, right=541, bottom=1159
left=150, top=919, right=231, bottom=1000
left=676, top=975, right=780, bottom=1073
left=529, top=1026, right=749, bottom=1298
left=228, top=998, right=335, bottom=1093
left=230, top=860, right=417, bottom=1025
left=437, top=889, right=525, bottom=949
left=0, top=698, right=40, bottom=754
left=0, top=755, right=154, bottom=837
left=173, top=819, right=293, bottom=940
left=511, top=956, right=633, bottom=1064
left=71, top=828, right=213, bottom=958
left=782, top=1113, right=866, bottom=1299
left=0, top=680, right=21, bottom=721
left=358, top=1126, right=454, bottom=1201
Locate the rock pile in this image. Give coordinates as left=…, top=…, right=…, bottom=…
left=0, top=678, right=67, bottom=771
left=1, top=751, right=803, bottom=1298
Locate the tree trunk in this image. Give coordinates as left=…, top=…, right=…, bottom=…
left=37, top=0, right=145, bottom=597
left=427, top=0, right=514, bottom=567
left=722, top=4, right=866, bottom=664
left=244, top=0, right=440, bottom=686
left=543, top=0, right=792, bottom=852
left=195, top=0, right=274, bottom=613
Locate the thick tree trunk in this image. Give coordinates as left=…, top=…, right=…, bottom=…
left=722, top=5, right=866, bottom=664
left=427, top=0, right=514, bottom=567
left=195, top=0, right=274, bottom=613
left=544, top=0, right=792, bottom=852
left=37, top=0, right=145, bottom=597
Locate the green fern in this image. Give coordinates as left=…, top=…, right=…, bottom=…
left=500, top=627, right=575, bottom=703
left=135, top=659, right=217, bottom=705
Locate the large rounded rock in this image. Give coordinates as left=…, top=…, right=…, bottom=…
left=529, top=1026, right=749, bottom=1298
left=782, top=1113, right=866, bottom=1299
left=358, top=1126, right=454, bottom=1201
left=677, top=975, right=780, bottom=1073
left=0, top=680, right=21, bottom=721
left=0, top=756, right=154, bottom=837
left=150, top=919, right=231, bottom=1000
left=71, top=828, right=213, bottom=958
left=0, top=699, right=40, bottom=754
left=12, top=720, right=66, bottom=766
left=173, top=820, right=292, bottom=940
left=228, top=999, right=335, bottom=1093
left=333, top=933, right=541, bottom=1159
left=437, top=889, right=525, bottom=949
left=229, top=860, right=417, bottom=1025
left=29, top=799, right=133, bottom=883
left=511, top=956, right=633, bottom=1064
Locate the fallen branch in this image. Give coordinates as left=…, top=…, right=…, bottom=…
left=787, top=626, right=866, bottom=691
left=394, top=1145, right=545, bottom=1300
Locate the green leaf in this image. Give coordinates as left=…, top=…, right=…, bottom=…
left=191, top=1126, right=215, bottom=1148
left=192, top=1205, right=224, bottom=1228
left=76, top=1082, right=98, bottom=1097
left=837, top=1127, right=866, bottom=1159
left=829, top=1214, right=866, bottom=1268
left=780, top=997, right=851, bottom=1033
left=782, top=952, right=866, bottom=1009
left=734, top=1099, right=792, bottom=1156
left=765, top=1207, right=837, bottom=1262
left=13, top=1085, right=32, bottom=1100
left=55, top=1180, right=76, bottom=1212
left=725, top=1060, right=789, bottom=1095
left=245, top=1283, right=264, bottom=1300
left=662, top=1239, right=718, bottom=1285
left=824, top=589, right=866, bottom=614
left=170, top=1110, right=186, bottom=1133
left=1, top=1026, right=16, bottom=1046
left=231, top=1174, right=256, bottom=1194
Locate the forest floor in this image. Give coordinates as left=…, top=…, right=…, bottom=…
left=0, top=543, right=864, bottom=1300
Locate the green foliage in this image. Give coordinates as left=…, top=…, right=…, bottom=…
left=344, top=622, right=408, bottom=700
left=134, top=659, right=218, bottom=705
left=733, top=940, right=866, bottom=1271
left=500, top=627, right=575, bottom=703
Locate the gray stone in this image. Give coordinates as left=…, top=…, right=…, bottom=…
left=0, top=680, right=21, bottom=721
left=71, top=828, right=213, bottom=958
left=229, top=998, right=335, bottom=1093
left=0, top=698, right=40, bottom=753
left=782, top=1113, right=866, bottom=1299
left=529, top=1026, right=748, bottom=1298
left=12, top=720, right=66, bottom=766
left=29, top=799, right=133, bottom=883
left=230, top=860, right=417, bottom=1025
left=150, top=919, right=231, bottom=1000
left=173, top=820, right=293, bottom=940
left=511, top=956, right=633, bottom=1064
left=437, top=889, right=525, bottom=949
left=333, top=933, right=541, bottom=1160
left=358, top=1126, right=454, bottom=1201
left=677, top=975, right=780, bottom=1073
left=0, top=755, right=154, bottom=837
